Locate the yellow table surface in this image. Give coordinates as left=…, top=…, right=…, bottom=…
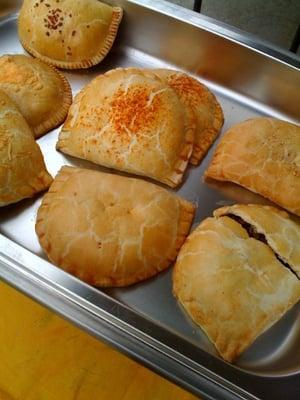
left=0, top=281, right=198, bottom=400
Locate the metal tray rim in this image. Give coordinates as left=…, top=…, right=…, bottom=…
left=132, top=0, right=300, bottom=69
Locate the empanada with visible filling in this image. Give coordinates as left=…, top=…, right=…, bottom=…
left=173, top=204, right=300, bottom=362
left=0, top=54, right=72, bottom=137
left=214, top=204, right=300, bottom=279
left=0, top=90, right=52, bottom=206
left=18, top=0, right=123, bottom=69
left=205, top=118, right=300, bottom=216
left=151, top=69, right=224, bottom=165
left=36, top=166, right=195, bottom=287
left=57, top=68, right=194, bottom=188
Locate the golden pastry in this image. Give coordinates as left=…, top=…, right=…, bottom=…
left=214, top=204, right=300, bottom=279
left=151, top=69, right=224, bottom=165
left=18, top=0, right=123, bottom=69
left=36, top=166, right=195, bottom=286
left=0, top=54, right=72, bottom=137
left=205, top=118, right=300, bottom=216
left=0, top=90, right=52, bottom=206
left=173, top=204, right=300, bottom=362
left=142, top=68, right=197, bottom=151
left=57, top=68, right=194, bottom=187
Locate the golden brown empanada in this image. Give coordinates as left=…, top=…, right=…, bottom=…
left=57, top=68, right=194, bottom=187
left=0, top=90, right=52, bottom=206
left=36, top=166, right=195, bottom=287
left=0, top=54, right=72, bottom=137
left=152, top=69, right=224, bottom=165
left=173, top=204, right=300, bottom=362
left=205, top=118, right=300, bottom=216
left=18, top=0, right=123, bottom=69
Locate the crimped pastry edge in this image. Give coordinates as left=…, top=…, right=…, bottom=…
left=189, top=97, right=224, bottom=165
left=32, top=63, right=72, bottom=137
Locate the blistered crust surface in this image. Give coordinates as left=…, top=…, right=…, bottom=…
left=153, top=69, right=224, bottom=165
left=0, top=90, right=52, bottom=206
left=0, top=54, right=72, bottom=137
left=173, top=209, right=300, bottom=362
left=36, top=166, right=195, bottom=287
left=57, top=68, right=194, bottom=187
left=205, top=118, right=300, bottom=216
left=18, top=0, right=123, bottom=69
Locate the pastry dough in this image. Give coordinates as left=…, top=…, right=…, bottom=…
left=205, top=118, right=300, bottom=216
left=36, top=166, right=195, bottom=287
left=214, top=204, right=300, bottom=279
left=57, top=68, right=194, bottom=187
left=18, top=0, right=123, bottom=69
left=152, top=69, right=224, bottom=165
left=142, top=69, right=196, bottom=151
left=0, top=90, right=52, bottom=206
left=0, top=54, right=72, bottom=137
left=173, top=205, right=300, bottom=362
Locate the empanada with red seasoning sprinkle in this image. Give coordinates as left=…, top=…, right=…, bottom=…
left=56, top=68, right=194, bottom=187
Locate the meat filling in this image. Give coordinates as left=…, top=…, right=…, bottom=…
left=227, top=214, right=299, bottom=280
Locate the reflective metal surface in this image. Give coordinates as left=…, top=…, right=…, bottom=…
left=0, top=1, right=300, bottom=399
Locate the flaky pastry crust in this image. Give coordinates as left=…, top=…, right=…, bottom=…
left=36, top=166, right=195, bottom=287
left=152, top=69, right=224, bottom=165
left=205, top=118, right=300, bottom=216
left=214, top=204, right=300, bottom=279
left=0, top=90, right=52, bottom=206
left=173, top=204, right=300, bottom=362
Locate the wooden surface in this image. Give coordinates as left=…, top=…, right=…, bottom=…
left=0, top=281, right=198, bottom=400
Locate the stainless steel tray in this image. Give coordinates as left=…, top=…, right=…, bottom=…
left=0, top=1, right=299, bottom=399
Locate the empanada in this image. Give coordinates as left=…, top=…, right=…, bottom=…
left=0, top=91, right=52, bottom=206
left=57, top=68, right=194, bottom=187
left=173, top=204, right=300, bottom=362
left=152, top=69, right=224, bottom=165
left=0, top=54, right=72, bottom=137
left=18, top=0, right=123, bottom=69
left=205, top=118, right=300, bottom=216
left=36, top=166, right=195, bottom=287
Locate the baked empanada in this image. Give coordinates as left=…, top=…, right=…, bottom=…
left=57, top=68, right=194, bottom=187
left=173, top=204, right=300, bottom=362
left=18, top=0, right=123, bottom=69
left=0, top=91, right=52, bottom=206
left=0, top=54, right=72, bottom=137
left=152, top=69, right=224, bottom=165
left=205, top=118, right=300, bottom=216
left=36, top=166, right=195, bottom=287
